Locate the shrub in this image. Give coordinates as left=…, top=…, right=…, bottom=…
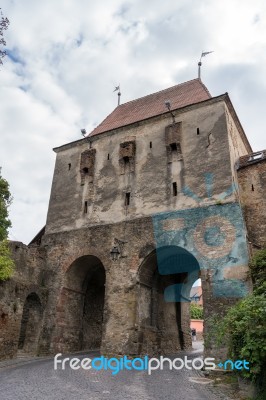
left=190, top=302, right=203, bottom=319
left=212, top=249, right=266, bottom=396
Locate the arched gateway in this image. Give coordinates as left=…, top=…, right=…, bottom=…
left=18, top=293, right=43, bottom=354
left=54, top=255, right=106, bottom=353
left=135, top=246, right=200, bottom=354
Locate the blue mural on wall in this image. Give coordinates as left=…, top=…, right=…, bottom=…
left=152, top=173, right=249, bottom=301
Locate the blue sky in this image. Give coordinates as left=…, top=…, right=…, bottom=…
left=0, top=0, right=266, bottom=243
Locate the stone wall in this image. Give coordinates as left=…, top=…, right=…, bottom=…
left=39, top=199, right=250, bottom=358
left=0, top=242, right=47, bottom=359
left=237, top=156, right=266, bottom=249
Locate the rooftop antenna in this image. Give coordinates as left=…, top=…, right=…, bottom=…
left=198, top=51, right=213, bottom=79
left=113, top=84, right=121, bottom=106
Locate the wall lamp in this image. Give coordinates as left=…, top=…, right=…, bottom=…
left=110, top=246, right=120, bottom=261
left=110, top=238, right=127, bottom=261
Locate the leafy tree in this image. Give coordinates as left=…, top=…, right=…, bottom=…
left=0, top=240, right=15, bottom=280
left=0, top=8, right=10, bottom=66
left=0, top=168, right=14, bottom=280
left=0, top=169, right=12, bottom=240
left=190, top=302, right=203, bottom=319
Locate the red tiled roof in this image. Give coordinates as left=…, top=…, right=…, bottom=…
left=89, top=78, right=211, bottom=136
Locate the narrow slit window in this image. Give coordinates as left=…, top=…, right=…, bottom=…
left=68, top=163, right=71, bottom=170
left=251, top=184, right=254, bottom=191
left=124, top=156, right=129, bottom=164
left=197, top=128, right=200, bottom=135
left=107, top=153, right=110, bottom=160
left=150, top=141, right=152, bottom=148
left=172, top=182, right=177, bottom=197
left=125, top=192, right=131, bottom=206
left=84, top=201, right=88, bottom=214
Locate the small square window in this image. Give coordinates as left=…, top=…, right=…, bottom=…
left=170, top=143, right=177, bottom=151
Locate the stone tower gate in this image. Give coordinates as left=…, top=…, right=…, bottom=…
left=1, top=78, right=264, bottom=360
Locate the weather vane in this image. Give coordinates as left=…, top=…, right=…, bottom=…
left=113, top=84, right=121, bottom=106
left=198, top=51, right=213, bottom=79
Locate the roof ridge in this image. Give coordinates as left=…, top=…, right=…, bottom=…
left=117, top=78, right=203, bottom=108
left=87, top=106, right=119, bottom=138
left=198, top=79, right=212, bottom=97
left=89, top=78, right=212, bottom=137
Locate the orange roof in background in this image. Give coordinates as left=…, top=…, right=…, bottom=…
left=190, top=286, right=203, bottom=299
left=89, top=78, right=211, bottom=136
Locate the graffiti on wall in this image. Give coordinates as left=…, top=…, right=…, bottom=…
left=152, top=173, right=249, bottom=301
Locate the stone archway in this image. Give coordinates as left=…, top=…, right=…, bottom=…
left=136, top=246, right=200, bottom=354
left=18, top=293, right=43, bottom=355
left=55, top=255, right=106, bottom=353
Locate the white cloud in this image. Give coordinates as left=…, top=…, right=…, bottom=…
left=0, top=0, right=265, bottom=243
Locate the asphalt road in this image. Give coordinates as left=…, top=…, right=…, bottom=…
left=0, top=351, right=231, bottom=400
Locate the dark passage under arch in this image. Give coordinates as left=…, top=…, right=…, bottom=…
left=18, top=293, right=43, bottom=354
left=57, top=255, right=106, bottom=353
left=137, top=246, right=200, bottom=353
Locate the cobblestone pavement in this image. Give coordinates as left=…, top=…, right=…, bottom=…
left=0, top=345, right=234, bottom=400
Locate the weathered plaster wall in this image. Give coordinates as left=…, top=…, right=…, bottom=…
left=46, top=100, right=236, bottom=235
left=237, top=159, right=266, bottom=249
left=225, top=103, right=250, bottom=199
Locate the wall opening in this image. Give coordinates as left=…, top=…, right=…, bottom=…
left=80, top=149, right=96, bottom=185
left=251, top=184, right=254, bottom=191
left=84, top=201, right=88, bottom=214
left=137, top=246, right=200, bottom=353
left=18, top=293, right=43, bottom=355
left=150, top=141, right=152, bottom=148
left=173, top=182, right=177, bottom=196
left=189, top=276, right=204, bottom=347
left=68, top=163, right=71, bottom=170
left=197, top=128, right=200, bottom=135
left=169, top=142, right=182, bottom=161
left=57, top=256, right=106, bottom=353
left=123, top=156, right=130, bottom=174
left=107, top=153, right=110, bottom=160
left=170, top=143, right=177, bottom=152
left=119, top=140, right=136, bottom=174
left=125, top=192, right=131, bottom=206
